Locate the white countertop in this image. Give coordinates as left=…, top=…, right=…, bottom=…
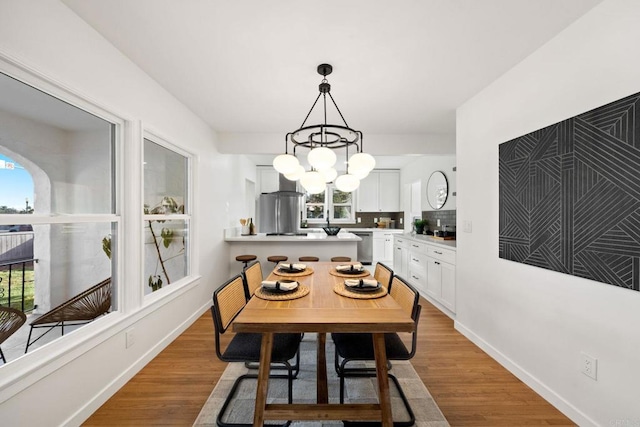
left=225, top=231, right=361, bottom=242
left=299, top=228, right=404, bottom=233
left=396, top=233, right=457, bottom=249
left=345, top=228, right=404, bottom=233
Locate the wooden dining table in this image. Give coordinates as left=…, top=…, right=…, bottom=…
left=232, top=262, right=415, bottom=426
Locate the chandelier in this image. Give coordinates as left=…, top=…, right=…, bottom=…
left=272, top=64, right=375, bottom=194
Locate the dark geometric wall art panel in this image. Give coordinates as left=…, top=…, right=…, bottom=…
left=499, top=92, right=640, bottom=292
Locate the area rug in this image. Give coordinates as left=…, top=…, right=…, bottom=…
left=194, top=334, right=449, bottom=426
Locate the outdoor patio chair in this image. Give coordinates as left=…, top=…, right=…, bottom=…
left=25, top=278, right=111, bottom=353
left=0, top=306, right=27, bottom=363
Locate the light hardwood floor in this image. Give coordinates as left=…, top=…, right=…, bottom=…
left=83, top=298, right=575, bottom=426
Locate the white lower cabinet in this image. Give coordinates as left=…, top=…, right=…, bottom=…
left=440, top=261, right=456, bottom=312
left=393, top=237, right=408, bottom=277
left=408, top=251, right=428, bottom=295
left=394, top=234, right=456, bottom=316
left=373, top=232, right=395, bottom=264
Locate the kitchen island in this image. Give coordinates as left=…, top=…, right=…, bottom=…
left=225, top=230, right=361, bottom=273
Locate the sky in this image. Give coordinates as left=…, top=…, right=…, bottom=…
left=0, top=153, right=34, bottom=211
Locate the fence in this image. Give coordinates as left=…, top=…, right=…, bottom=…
left=0, top=232, right=36, bottom=311
left=0, top=231, right=34, bottom=262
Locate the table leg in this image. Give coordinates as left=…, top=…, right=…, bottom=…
left=317, top=332, right=328, bottom=404
left=254, top=332, right=274, bottom=427
left=372, top=332, right=393, bottom=427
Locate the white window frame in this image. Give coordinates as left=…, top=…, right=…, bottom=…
left=0, top=52, right=127, bottom=379
left=304, top=185, right=356, bottom=224
left=142, top=130, right=195, bottom=300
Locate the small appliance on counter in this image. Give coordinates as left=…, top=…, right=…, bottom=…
left=433, top=225, right=456, bottom=240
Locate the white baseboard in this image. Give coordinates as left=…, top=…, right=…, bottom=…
left=454, top=320, right=598, bottom=427
left=65, top=301, right=211, bottom=426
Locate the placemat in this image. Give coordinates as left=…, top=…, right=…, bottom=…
left=329, top=268, right=370, bottom=278
left=333, top=282, right=387, bottom=299
left=255, top=285, right=310, bottom=301
left=272, top=267, right=314, bottom=277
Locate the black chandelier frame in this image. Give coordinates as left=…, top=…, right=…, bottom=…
left=284, top=64, right=364, bottom=161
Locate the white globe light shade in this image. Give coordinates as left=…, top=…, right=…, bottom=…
left=300, top=171, right=326, bottom=194
left=348, top=152, right=376, bottom=174
left=351, top=168, right=370, bottom=180
left=320, top=167, right=338, bottom=183
left=273, top=154, right=300, bottom=174
left=335, top=173, right=360, bottom=192
left=284, top=165, right=305, bottom=181
left=307, top=147, right=337, bottom=171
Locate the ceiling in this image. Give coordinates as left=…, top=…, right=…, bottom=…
left=60, top=0, right=602, bottom=161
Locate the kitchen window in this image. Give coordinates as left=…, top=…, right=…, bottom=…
left=304, top=185, right=355, bottom=224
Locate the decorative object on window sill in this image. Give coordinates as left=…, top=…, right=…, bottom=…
left=273, top=64, right=375, bottom=194
left=103, top=196, right=184, bottom=292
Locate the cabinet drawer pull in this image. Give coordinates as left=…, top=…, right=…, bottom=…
left=412, top=275, right=419, bottom=280
left=435, top=261, right=440, bottom=265
left=412, top=244, right=419, bottom=248
left=434, top=251, right=443, bottom=255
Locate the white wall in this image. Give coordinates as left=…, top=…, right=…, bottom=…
left=456, top=0, right=640, bottom=424
left=0, top=0, right=254, bottom=424
left=400, top=155, right=456, bottom=229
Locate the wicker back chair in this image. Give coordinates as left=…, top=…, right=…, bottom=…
left=241, top=260, right=263, bottom=300
left=331, top=275, right=421, bottom=426
left=374, top=262, right=394, bottom=291
left=0, top=306, right=27, bottom=363
left=25, top=278, right=111, bottom=353
left=211, top=274, right=301, bottom=427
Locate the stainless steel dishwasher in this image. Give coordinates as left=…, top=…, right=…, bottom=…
left=353, top=231, right=373, bottom=265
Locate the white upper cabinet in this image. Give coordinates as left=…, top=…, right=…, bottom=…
left=356, top=170, right=400, bottom=212
left=258, top=166, right=279, bottom=194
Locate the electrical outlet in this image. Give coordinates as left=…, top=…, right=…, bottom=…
left=126, top=328, right=135, bottom=349
left=437, top=219, right=441, bottom=227
left=374, top=218, right=378, bottom=223
left=463, top=220, right=473, bottom=233
left=399, top=218, right=403, bottom=224
left=357, top=217, right=361, bottom=223
left=580, top=352, right=597, bottom=380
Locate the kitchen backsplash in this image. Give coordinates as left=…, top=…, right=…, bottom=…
left=304, top=210, right=457, bottom=230
left=422, top=210, right=456, bottom=231
left=305, top=212, right=404, bottom=229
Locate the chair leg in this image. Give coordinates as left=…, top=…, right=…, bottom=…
left=335, top=353, right=415, bottom=427
left=337, top=370, right=416, bottom=427
left=216, top=367, right=295, bottom=427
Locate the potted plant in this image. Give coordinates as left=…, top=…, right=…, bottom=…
left=413, top=219, right=427, bottom=235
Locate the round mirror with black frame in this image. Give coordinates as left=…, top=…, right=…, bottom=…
left=426, top=171, right=448, bottom=209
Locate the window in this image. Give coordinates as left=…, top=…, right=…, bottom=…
left=304, top=185, right=355, bottom=224
left=143, top=136, right=191, bottom=294
left=0, top=70, right=118, bottom=360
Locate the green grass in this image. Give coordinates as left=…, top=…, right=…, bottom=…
left=0, top=265, right=35, bottom=311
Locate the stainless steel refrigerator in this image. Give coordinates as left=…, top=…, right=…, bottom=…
left=258, top=191, right=303, bottom=235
